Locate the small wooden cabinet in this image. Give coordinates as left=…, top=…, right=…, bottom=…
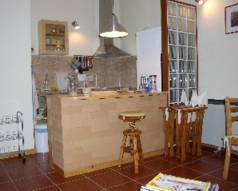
left=38, top=20, right=69, bottom=55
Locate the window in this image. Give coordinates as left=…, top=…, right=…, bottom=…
left=162, top=1, right=198, bottom=104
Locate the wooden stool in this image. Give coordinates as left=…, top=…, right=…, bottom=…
left=118, top=111, right=146, bottom=174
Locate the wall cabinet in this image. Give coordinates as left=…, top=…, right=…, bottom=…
left=38, top=20, right=68, bottom=55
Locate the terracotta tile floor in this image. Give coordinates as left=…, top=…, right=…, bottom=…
left=0, top=150, right=238, bottom=191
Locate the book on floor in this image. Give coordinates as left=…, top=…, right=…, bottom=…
left=140, top=173, right=217, bottom=191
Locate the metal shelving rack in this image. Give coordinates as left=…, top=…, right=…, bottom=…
left=0, top=111, right=26, bottom=163
left=168, top=1, right=197, bottom=104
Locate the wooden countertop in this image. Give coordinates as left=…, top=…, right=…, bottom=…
left=47, top=91, right=168, bottom=100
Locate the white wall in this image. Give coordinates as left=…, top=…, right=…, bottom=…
left=198, top=0, right=238, bottom=147
left=198, top=0, right=238, bottom=99
left=0, top=0, right=34, bottom=150
left=31, top=0, right=99, bottom=56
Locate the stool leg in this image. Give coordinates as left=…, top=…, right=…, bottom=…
left=197, top=111, right=204, bottom=156
left=186, top=123, right=191, bottom=153
left=163, top=112, right=169, bottom=157
left=192, top=122, right=197, bottom=155
left=118, top=134, right=127, bottom=167
left=133, top=136, right=139, bottom=174
left=181, top=112, right=188, bottom=162
left=175, top=114, right=181, bottom=159
left=223, top=139, right=231, bottom=180
left=137, top=135, right=143, bottom=162
left=168, top=111, right=175, bottom=157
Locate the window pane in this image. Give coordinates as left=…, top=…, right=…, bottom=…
left=187, top=20, right=196, bottom=33
left=179, top=89, right=187, bottom=102
left=169, top=31, right=177, bottom=45
left=169, top=60, right=178, bottom=73
left=168, top=16, right=177, bottom=30
left=188, top=34, right=196, bottom=47
left=178, top=33, right=187, bottom=46
left=169, top=46, right=177, bottom=59
left=179, top=47, right=187, bottom=60
left=187, top=7, right=196, bottom=20
left=189, top=74, right=196, bottom=88
left=178, top=5, right=187, bottom=17
left=179, top=61, right=187, bottom=73
left=188, top=48, right=196, bottom=60
left=170, top=89, right=178, bottom=103
left=188, top=88, right=196, bottom=100
left=179, top=74, right=188, bottom=88
left=178, top=18, right=187, bottom=32
left=168, top=2, right=177, bottom=16
left=170, top=74, right=178, bottom=88
left=187, top=61, right=195, bottom=73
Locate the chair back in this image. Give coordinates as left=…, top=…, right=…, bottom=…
left=225, top=97, right=238, bottom=136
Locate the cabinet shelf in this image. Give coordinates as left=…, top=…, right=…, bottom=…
left=38, top=20, right=68, bottom=55
left=45, top=33, right=65, bottom=37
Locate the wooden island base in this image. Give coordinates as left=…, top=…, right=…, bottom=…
left=47, top=91, right=167, bottom=177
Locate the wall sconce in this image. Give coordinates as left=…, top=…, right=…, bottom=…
left=72, top=20, right=80, bottom=30
left=195, top=0, right=205, bottom=5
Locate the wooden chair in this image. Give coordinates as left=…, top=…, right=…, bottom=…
left=223, top=97, right=238, bottom=180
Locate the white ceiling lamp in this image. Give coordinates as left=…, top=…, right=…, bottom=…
left=99, top=0, right=128, bottom=38
left=195, top=0, right=205, bottom=5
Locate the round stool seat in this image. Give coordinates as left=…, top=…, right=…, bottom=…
left=119, top=111, right=146, bottom=122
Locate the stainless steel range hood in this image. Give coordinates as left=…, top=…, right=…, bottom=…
left=95, top=0, right=129, bottom=57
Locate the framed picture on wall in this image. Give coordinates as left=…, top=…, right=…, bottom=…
left=225, top=3, right=238, bottom=34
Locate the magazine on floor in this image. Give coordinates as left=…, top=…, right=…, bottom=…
left=140, top=173, right=219, bottom=191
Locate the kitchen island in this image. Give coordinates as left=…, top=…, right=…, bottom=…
left=47, top=91, right=167, bottom=177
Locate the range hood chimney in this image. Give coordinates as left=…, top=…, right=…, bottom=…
left=95, top=0, right=130, bottom=57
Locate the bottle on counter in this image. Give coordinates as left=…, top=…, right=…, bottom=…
left=42, top=73, right=49, bottom=92
left=149, top=75, right=157, bottom=92
left=67, top=73, right=78, bottom=96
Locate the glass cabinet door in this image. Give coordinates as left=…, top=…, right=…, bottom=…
left=38, top=20, right=69, bottom=55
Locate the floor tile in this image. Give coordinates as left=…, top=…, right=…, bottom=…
left=59, top=177, right=102, bottom=191
left=34, top=185, right=61, bottom=191
left=0, top=182, right=17, bottom=191
left=164, top=166, right=204, bottom=179
left=14, top=175, right=53, bottom=191
left=208, top=168, right=238, bottom=185
left=136, top=173, right=158, bottom=185
left=2, top=156, right=36, bottom=169
left=113, top=165, right=156, bottom=180
left=47, top=172, right=83, bottom=184
left=163, top=154, right=199, bottom=166
left=84, top=168, right=113, bottom=178
left=38, top=162, right=56, bottom=174
left=8, top=165, right=42, bottom=180
left=0, top=166, right=10, bottom=184
left=144, top=158, right=177, bottom=171
left=107, top=181, right=141, bottom=191
left=88, top=170, right=131, bottom=188
left=196, top=174, right=237, bottom=191
left=201, top=152, right=238, bottom=166
left=231, top=186, right=238, bottom=191
left=183, top=159, right=223, bottom=174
